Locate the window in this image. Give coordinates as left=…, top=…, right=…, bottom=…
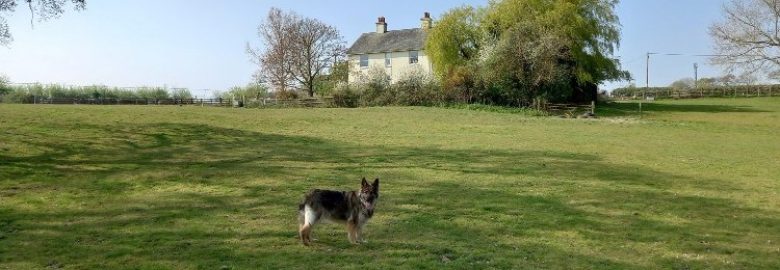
left=385, top=53, right=392, bottom=67
left=409, top=51, right=419, bottom=64
left=360, top=55, right=369, bottom=68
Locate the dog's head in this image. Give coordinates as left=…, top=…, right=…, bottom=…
left=359, top=177, right=379, bottom=211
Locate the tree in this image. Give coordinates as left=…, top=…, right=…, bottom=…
left=484, top=0, right=628, bottom=85
left=0, top=0, right=86, bottom=45
left=247, top=7, right=345, bottom=97
left=170, top=88, right=193, bottom=99
left=717, top=74, right=738, bottom=86
left=314, top=60, right=348, bottom=97
left=0, top=74, right=10, bottom=96
left=669, top=78, right=695, bottom=89
left=710, top=0, right=780, bottom=77
left=289, top=16, right=345, bottom=97
left=427, top=0, right=627, bottom=105
left=247, top=8, right=296, bottom=94
left=478, top=21, right=574, bottom=105
left=697, top=77, right=718, bottom=87
left=426, top=6, right=485, bottom=77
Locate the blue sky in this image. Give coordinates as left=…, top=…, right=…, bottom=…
left=0, top=0, right=728, bottom=96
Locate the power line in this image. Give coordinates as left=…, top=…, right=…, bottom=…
left=649, top=52, right=730, bottom=57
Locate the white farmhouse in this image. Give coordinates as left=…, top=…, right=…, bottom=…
left=346, top=13, right=434, bottom=83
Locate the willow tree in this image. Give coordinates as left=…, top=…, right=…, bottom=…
left=483, top=0, right=628, bottom=85
left=426, top=0, right=627, bottom=105
left=425, top=6, right=485, bottom=78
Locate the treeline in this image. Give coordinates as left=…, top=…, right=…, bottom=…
left=0, top=83, right=193, bottom=103
left=612, top=85, right=780, bottom=99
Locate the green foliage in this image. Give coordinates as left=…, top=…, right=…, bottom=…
left=169, top=88, right=193, bottom=99
left=392, top=70, right=442, bottom=106
left=477, top=21, right=573, bottom=105
left=444, top=103, right=547, bottom=116
left=0, top=84, right=190, bottom=103
left=426, top=6, right=485, bottom=78
left=135, top=87, right=171, bottom=100
left=314, top=61, right=349, bottom=97
left=355, top=66, right=393, bottom=106
left=331, top=68, right=443, bottom=107
left=219, top=84, right=269, bottom=101
left=0, top=74, right=9, bottom=96
left=670, top=78, right=695, bottom=90
left=331, top=83, right=359, bottom=108
left=426, top=0, right=628, bottom=106
left=611, top=84, right=780, bottom=99
left=484, top=0, right=628, bottom=84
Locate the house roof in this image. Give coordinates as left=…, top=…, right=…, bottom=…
left=346, top=28, right=427, bottom=55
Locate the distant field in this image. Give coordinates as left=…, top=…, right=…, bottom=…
left=1, top=98, right=778, bottom=269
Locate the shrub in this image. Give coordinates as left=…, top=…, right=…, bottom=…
left=220, top=84, right=268, bottom=101
left=0, top=75, right=10, bottom=100
left=272, top=89, right=300, bottom=100
left=356, top=66, right=392, bottom=106
left=393, top=70, right=441, bottom=106
left=331, top=83, right=359, bottom=108
left=442, top=66, right=477, bottom=103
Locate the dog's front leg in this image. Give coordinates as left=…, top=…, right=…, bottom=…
left=346, top=221, right=359, bottom=244
left=356, top=223, right=369, bottom=244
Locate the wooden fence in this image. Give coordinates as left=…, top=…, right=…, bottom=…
left=612, top=85, right=778, bottom=100
left=23, top=97, right=335, bottom=108
left=542, top=101, right=596, bottom=117
left=27, top=97, right=233, bottom=106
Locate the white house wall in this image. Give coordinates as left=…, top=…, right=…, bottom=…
left=347, top=51, right=433, bottom=83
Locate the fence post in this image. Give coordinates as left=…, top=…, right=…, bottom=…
left=590, top=100, right=595, bottom=114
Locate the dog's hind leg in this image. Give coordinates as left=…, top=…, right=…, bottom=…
left=299, top=205, right=318, bottom=246
left=300, top=224, right=313, bottom=246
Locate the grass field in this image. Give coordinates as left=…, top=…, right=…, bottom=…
left=1, top=98, right=779, bottom=269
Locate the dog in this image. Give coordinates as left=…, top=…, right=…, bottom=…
left=298, top=177, right=379, bottom=246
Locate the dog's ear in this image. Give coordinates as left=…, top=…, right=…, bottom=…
left=373, top=178, right=379, bottom=192
left=361, top=177, right=368, bottom=187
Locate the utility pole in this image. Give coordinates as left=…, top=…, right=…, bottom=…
left=641, top=52, right=651, bottom=118
left=694, top=63, right=701, bottom=97
left=645, top=52, right=650, bottom=99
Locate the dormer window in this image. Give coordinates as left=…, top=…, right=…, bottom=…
left=409, top=51, right=419, bottom=64
left=360, top=55, right=369, bottom=68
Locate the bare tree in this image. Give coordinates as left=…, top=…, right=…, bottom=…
left=247, top=8, right=297, bottom=93
left=710, top=0, right=780, bottom=77
left=289, top=17, right=345, bottom=97
left=0, top=0, right=86, bottom=45
left=247, top=7, right=345, bottom=97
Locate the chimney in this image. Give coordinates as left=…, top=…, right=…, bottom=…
left=376, top=17, right=387, bottom=33
left=420, top=12, right=433, bottom=30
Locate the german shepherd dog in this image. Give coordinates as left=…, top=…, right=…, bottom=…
left=298, top=178, right=379, bottom=246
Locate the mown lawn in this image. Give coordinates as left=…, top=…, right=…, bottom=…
left=1, top=98, right=778, bottom=269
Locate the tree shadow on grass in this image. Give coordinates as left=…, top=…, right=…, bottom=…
left=1, top=123, right=778, bottom=269
left=597, top=102, right=769, bottom=117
